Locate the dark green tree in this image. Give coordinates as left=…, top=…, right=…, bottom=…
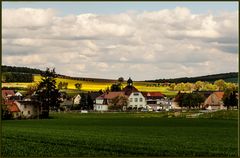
left=109, top=95, right=128, bottom=111
left=118, top=77, right=124, bottom=83
left=193, top=93, right=205, bottom=109
left=35, top=68, right=61, bottom=118
left=223, top=91, right=238, bottom=110
left=229, top=91, right=238, bottom=109
left=87, top=93, right=94, bottom=110
left=110, top=83, right=122, bottom=92
left=75, top=83, right=82, bottom=90
left=79, top=93, right=87, bottom=110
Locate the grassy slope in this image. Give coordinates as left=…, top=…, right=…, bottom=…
left=2, top=112, right=238, bottom=157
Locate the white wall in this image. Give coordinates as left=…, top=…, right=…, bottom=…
left=96, top=98, right=104, bottom=104
left=128, top=92, right=146, bottom=109
left=94, top=104, right=108, bottom=111
left=15, top=101, right=38, bottom=118
left=73, top=94, right=81, bottom=105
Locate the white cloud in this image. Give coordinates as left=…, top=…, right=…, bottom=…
left=2, top=7, right=238, bottom=80
left=3, top=8, right=56, bottom=28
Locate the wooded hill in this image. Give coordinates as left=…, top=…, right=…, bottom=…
left=1, top=65, right=238, bottom=83
left=1, top=65, right=116, bottom=83
left=146, top=72, right=238, bottom=83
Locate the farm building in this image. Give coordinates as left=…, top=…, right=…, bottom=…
left=203, top=92, right=225, bottom=110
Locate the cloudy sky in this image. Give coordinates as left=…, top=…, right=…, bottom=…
left=2, top=2, right=238, bottom=80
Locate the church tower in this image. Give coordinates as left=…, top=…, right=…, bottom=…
left=127, top=77, right=133, bottom=87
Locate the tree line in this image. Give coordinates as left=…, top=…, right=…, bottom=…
left=176, top=89, right=238, bottom=110
left=2, top=72, right=33, bottom=82
left=146, top=72, right=238, bottom=83
left=2, top=65, right=43, bottom=74
left=167, top=80, right=238, bottom=92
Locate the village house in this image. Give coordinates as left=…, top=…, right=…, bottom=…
left=142, top=92, right=166, bottom=111
left=203, top=92, right=226, bottom=110
left=94, top=93, right=107, bottom=111
left=4, top=100, right=21, bottom=119
left=128, top=92, right=147, bottom=110
left=94, top=92, right=127, bottom=111
left=14, top=100, right=41, bottom=118
left=73, top=94, right=81, bottom=105
left=4, top=99, right=41, bottom=119
left=159, top=97, right=173, bottom=111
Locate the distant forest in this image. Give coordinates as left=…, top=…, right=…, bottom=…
left=1, top=65, right=43, bottom=82
left=146, top=72, right=238, bottom=83
left=1, top=65, right=238, bottom=83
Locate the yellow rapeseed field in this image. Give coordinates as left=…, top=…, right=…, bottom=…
left=2, top=75, right=177, bottom=96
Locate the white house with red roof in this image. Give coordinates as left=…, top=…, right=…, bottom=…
left=203, top=92, right=226, bottom=110
left=4, top=100, right=21, bottom=119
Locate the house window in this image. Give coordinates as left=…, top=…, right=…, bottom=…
left=140, top=98, right=143, bottom=102
left=135, top=98, right=138, bottom=102
left=28, top=111, right=30, bottom=114
left=133, top=93, right=139, bottom=96
left=130, top=98, right=133, bottom=102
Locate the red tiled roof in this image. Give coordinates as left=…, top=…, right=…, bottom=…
left=8, top=103, right=20, bottom=112
left=104, top=92, right=126, bottom=99
left=203, top=92, right=224, bottom=107
left=142, top=92, right=165, bottom=97
left=214, top=92, right=224, bottom=100
left=96, top=92, right=127, bottom=100
left=2, top=90, right=15, bottom=99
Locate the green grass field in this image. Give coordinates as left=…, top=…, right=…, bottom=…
left=2, top=112, right=238, bottom=157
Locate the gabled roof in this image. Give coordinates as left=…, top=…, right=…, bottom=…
left=96, top=92, right=126, bottom=100
left=15, top=92, right=22, bottom=96
left=203, top=92, right=224, bottom=107
left=96, top=94, right=105, bottom=99
left=142, top=92, right=165, bottom=97
left=8, top=103, right=20, bottom=112
left=122, top=85, right=139, bottom=96
left=214, top=92, right=224, bottom=100
left=4, top=100, right=20, bottom=112
left=104, top=92, right=126, bottom=99
left=2, top=90, right=15, bottom=99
